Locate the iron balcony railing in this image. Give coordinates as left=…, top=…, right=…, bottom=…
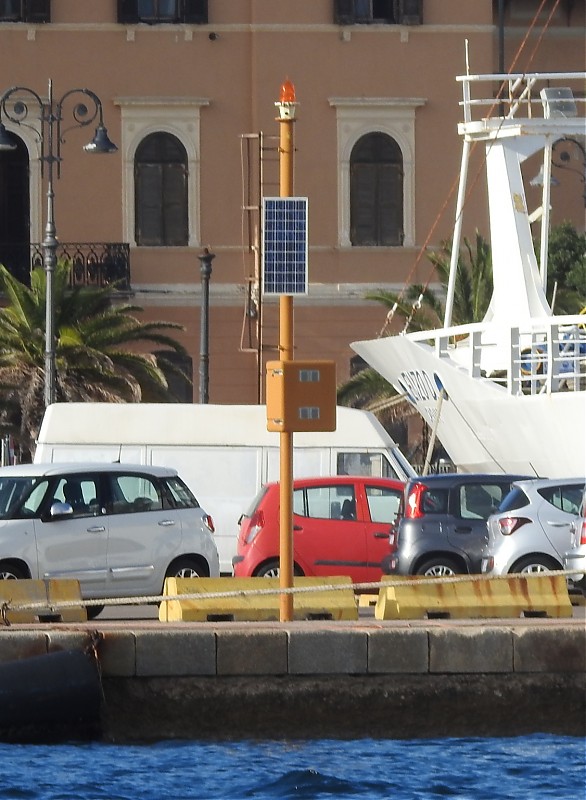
left=0, top=242, right=131, bottom=290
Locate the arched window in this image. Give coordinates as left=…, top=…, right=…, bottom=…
left=350, top=132, right=403, bottom=246
left=135, top=132, right=188, bottom=246
left=0, top=133, right=31, bottom=284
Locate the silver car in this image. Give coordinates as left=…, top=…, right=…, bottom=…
left=0, top=462, right=220, bottom=617
left=564, top=489, right=586, bottom=590
left=481, top=478, right=585, bottom=576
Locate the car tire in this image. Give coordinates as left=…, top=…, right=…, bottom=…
left=510, top=555, right=561, bottom=575
left=165, top=557, right=207, bottom=580
left=255, top=560, right=304, bottom=578
left=0, top=561, right=28, bottom=580
left=415, top=558, right=460, bottom=577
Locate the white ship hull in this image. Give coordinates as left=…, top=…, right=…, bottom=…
left=352, top=328, right=585, bottom=478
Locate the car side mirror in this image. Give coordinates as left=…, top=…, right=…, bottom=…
left=47, top=501, right=74, bottom=520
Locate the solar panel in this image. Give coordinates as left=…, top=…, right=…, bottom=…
left=262, top=197, right=308, bottom=295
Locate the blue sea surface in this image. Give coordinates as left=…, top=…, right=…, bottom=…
left=0, top=735, right=584, bottom=800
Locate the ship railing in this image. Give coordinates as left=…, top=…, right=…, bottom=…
left=456, top=71, right=586, bottom=125
left=413, top=315, right=586, bottom=396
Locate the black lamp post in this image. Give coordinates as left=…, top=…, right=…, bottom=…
left=0, top=80, right=117, bottom=408
left=198, top=248, right=215, bottom=404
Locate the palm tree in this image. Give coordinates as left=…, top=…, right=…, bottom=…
left=337, top=232, right=493, bottom=460
left=0, top=260, right=191, bottom=460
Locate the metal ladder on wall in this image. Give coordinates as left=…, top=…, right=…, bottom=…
left=239, top=131, right=280, bottom=402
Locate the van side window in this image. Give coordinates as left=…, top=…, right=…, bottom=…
left=107, top=474, right=162, bottom=514
left=337, top=452, right=384, bottom=477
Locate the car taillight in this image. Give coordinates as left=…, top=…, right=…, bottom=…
left=579, top=519, right=586, bottom=546
left=405, top=483, right=427, bottom=519
left=245, top=509, right=265, bottom=544
left=204, top=514, right=215, bottom=534
left=497, top=516, right=531, bottom=535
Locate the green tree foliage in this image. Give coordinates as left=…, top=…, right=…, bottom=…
left=543, top=221, right=586, bottom=311
left=0, top=260, right=191, bottom=459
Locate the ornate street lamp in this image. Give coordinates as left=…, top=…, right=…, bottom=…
left=0, top=80, right=117, bottom=408
left=198, top=248, right=215, bottom=404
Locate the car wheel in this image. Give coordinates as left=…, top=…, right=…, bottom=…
left=255, top=560, right=304, bottom=578
left=165, top=557, right=206, bottom=580
left=415, top=558, right=460, bottom=577
left=510, top=555, right=560, bottom=575
left=0, top=562, right=28, bottom=580
left=86, top=605, right=105, bottom=620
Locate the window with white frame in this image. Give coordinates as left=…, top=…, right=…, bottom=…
left=329, top=97, right=425, bottom=248
left=114, top=97, right=209, bottom=247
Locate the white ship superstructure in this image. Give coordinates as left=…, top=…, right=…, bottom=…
left=352, top=71, right=586, bottom=478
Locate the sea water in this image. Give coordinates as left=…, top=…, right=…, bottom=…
left=0, top=735, right=583, bottom=799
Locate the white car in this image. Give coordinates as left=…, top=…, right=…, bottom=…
left=481, top=477, right=585, bottom=576
left=0, top=462, right=219, bottom=617
left=564, top=489, right=586, bottom=590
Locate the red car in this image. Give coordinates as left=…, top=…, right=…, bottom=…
left=232, top=475, right=404, bottom=583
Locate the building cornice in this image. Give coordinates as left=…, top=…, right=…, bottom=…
left=114, top=97, right=210, bottom=108
left=329, top=97, right=427, bottom=108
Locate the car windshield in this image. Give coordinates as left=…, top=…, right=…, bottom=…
left=0, top=476, right=40, bottom=519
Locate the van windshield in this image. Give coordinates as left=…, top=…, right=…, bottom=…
left=0, top=477, right=40, bottom=519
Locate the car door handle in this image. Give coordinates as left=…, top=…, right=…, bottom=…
left=158, top=519, right=176, bottom=527
left=87, top=525, right=106, bottom=533
left=373, top=532, right=388, bottom=539
left=548, top=521, right=569, bottom=527
left=293, top=525, right=302, bottom=531
left=454, top=526, right=473, bottom=533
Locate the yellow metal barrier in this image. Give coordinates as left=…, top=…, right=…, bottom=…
left=375, top=574, right=573, bottom=620
left=159, top=577, right=359, bottom=622
left=0, top=580, right=87, bottom=624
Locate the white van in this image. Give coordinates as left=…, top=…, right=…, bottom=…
left=34, top=403, right=415, bottom=573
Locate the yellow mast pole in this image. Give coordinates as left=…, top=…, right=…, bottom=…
left=276, top=79, right=297, bottom=622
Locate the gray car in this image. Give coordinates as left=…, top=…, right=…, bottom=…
left=382, top=473, right=529, bottom=577
left=482, top=478, right=585, bottom=576
left=0, top=462, right=220, bottom=618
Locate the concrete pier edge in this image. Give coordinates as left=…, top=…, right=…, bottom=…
left=1, top=619, right=584, bottom=741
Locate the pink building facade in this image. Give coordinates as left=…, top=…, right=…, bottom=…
left=0, top=1, right=584, bottom=410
